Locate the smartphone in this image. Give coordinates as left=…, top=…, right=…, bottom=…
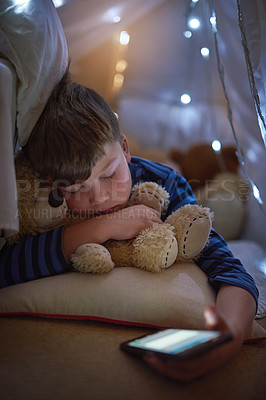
left=120, top=328, right=233, bottom=360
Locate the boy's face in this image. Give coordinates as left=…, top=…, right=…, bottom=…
left=59, top=136, right=132, bottom=217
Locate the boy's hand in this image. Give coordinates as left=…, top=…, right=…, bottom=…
left=143, top=304, right=243, bottom=382
left=62, top=205, right=162, bottom=261
left=104, top=205, right=163, bottom=241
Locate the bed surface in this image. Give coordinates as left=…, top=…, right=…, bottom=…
left=1, top=316, right=265, bottom=400
left=1, top=240, right=266, bottom=399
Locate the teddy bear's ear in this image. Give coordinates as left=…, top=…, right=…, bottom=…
left=169, top=149, right=184, bottom=164
left=34, top=187, right=68, bottom=229
left=48, top=188, right=64, bottom=208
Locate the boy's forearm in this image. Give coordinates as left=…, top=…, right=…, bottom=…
left=62, top=218, right=111, bottom=262
left=216, top=284, right=256, bottom=341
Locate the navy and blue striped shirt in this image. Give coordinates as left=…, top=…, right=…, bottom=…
left=0, top=156, right=259, bottom=307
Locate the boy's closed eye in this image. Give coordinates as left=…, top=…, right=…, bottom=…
left=66, top=185, right=85, bottom=195
left=101, top=171, right=116, bottom=181
left=63, top=170, right=117, bottom=195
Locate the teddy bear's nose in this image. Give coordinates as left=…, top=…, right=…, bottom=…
left=48, top=188, right=64, bottom=208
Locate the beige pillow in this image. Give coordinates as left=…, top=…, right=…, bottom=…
left=0, top=263, right=213, bottom=327
left=0, top=260, right=265, bottom=341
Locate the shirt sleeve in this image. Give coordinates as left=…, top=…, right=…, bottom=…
left=195, top=230, right=259, bottom=307
left=163, top=168, right=197, bottom=217
left=0, top=226, right=69, bottom=288
left=163, top=168, right=259, bottom=307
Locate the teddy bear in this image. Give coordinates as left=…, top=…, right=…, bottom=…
left=169, top=144, right=240, bottom=190
left=169, top=143, right=249, bottom=240
left=8, top=151, right=213, bottom=274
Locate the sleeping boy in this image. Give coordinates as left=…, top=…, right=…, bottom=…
left=0, top=69, right=258, bottom=381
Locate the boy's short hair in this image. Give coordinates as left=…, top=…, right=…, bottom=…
left=23, top=69, right=121, bottom=185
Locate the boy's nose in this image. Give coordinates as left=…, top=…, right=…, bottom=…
left=89, top=188, right=110, bottom=206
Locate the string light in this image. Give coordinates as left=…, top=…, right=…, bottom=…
left=200, top=47, right=210, bottom=57
left=212, top=140, right=221, bottom=152
left=113, top=73, right=124, bottom=88
left=116, top=60, right=128, bottom=72
left=180, top=94, right=191, bottom=104
left=113, top=31, right=130, bottom=91
left=113, top=16, right=121, bottom=23
left=120, top=31, right=130, bottom=45
left=188, top=18, right=200, bottom=30
left=183, top=30, right=193, bottom=38
left=209, top=15, right=217, bottom=32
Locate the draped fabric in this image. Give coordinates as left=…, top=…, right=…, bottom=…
left=239, top=0, right=266, bottom=147
left=0, top=0, right=68, bottom=240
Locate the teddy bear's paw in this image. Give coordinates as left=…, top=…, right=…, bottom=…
left=132, top=223, right=178, bottom=272
left=71, top=243, right=114, bottom=274
left=178, top=215, right=211, bottom=260
left=129, top=182, right=169, bottom=213
left=166, top=205, right=212, bottom=261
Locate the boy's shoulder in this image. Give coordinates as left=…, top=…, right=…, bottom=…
left=129, top=155, right=173, bottom=171
left=129, top=156, right=178, bottom=183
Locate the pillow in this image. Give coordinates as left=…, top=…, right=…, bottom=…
left=0, top=249, right=265, bottom=341
left=0, top=263, right=215, bottom=329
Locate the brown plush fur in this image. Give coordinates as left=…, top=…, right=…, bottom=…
left=8, top=152, right=45, bottom=242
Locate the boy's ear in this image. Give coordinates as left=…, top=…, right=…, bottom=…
left=121, top=134, right=131, bottom=162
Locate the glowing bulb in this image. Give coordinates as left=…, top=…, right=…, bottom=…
left=188, top=18, right=200, bottom=30
left=113, top=73, right=124, bottom=88
left=120, top=31, right=130, bottom=45
left=212, top=140, right=221, bottom=152
left=116, top=60, right=128, bottom=72
left=183, top=30, right=192, bottom=39
left=201, top=47, right=210, bottom=57
left=192, top=0, right=199, bottom=3
left=252, top=184, right=263, bottom=204
left=253, top=185, right=259, bottom=199
left=180, top=94, right=191, bottom=104
left=210, top=16, right=216, bottom=25
left=113, top=16, right=121, bottom=23
left=210, top=15, right=217, bottom=32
